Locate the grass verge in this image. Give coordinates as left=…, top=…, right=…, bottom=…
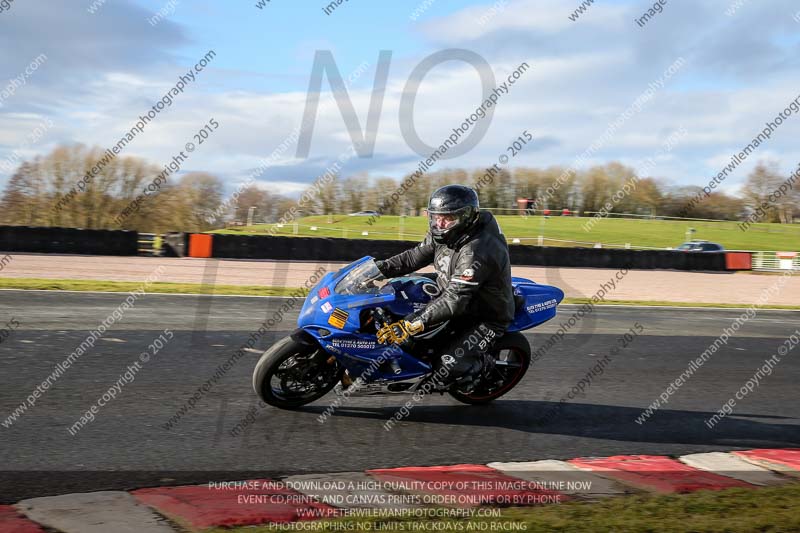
left=561, top=298, right=800, bottom=310
left=212, top=214, right=800, bottom=252
left=210, top=483, right=800, bottom=533
left=1, top=278, right=799, bottom=309
left=0, top=277, right=306, bottom=296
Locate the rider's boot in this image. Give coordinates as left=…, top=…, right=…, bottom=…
left=333, top=371, right=354, bottom=396
left=453, top=352, right=498, bottom=394
left=450, top=357, right=486, bottom=394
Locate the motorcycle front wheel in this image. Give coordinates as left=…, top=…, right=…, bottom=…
left=252, top=336, right=343, bottom=409
left=448, top=332, right=530, bottom=405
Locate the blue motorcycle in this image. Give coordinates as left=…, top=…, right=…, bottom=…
left=252, top=257, right=564, bottom=409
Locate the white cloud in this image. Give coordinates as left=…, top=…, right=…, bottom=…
left=3, top=0, right=800, bottom=200
left=253, top=180, right=313, bottom=196
left=418, top=0, right=628, bottom=42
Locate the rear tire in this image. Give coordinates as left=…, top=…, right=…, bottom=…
left=252, top=336, right=343, bottom=410
left=448, top=332, right=530, bottom=405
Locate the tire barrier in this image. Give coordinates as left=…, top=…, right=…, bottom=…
left=162, top=233, right=188, bottom=257
left=207, top=234, right=732, bottom=271
left=508, top=245, right=728, bottom=271
left=0, top=226, right=138, bottom=256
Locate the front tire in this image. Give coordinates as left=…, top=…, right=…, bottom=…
left=252, top=336, right=343, bottom=409
left=449, top=332, right=530, bottom=405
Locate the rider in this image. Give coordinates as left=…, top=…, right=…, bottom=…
left=374, top=184, right=515, bottom=391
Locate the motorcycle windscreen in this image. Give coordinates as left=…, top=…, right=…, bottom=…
left=334, top=258, right=388, bottom=295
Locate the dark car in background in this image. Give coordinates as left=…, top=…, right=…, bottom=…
left=675, top=240, right=725, bottom=252
left=348, top=211, right=381, bottom=217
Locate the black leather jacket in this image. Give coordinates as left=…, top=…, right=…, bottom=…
left=376, top=212, right=515, bottom=329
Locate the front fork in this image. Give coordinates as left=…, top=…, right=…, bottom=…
left=289, top=328, right=342, bottom=384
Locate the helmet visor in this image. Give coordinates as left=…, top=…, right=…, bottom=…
left=429, top=213, right=459, bottom=231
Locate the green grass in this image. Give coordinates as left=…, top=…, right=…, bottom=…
left=213, top=215, right=800, bottom=251
left=211, top=483, right=800, bottom=533
left=0, top=277, right=307, bottom=296
left=2, top=278, right=799, bottom=308
left=561, top=297, right=800, bottom=310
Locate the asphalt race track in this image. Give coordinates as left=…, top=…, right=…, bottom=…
left=1, top=290, right=799, bottom=503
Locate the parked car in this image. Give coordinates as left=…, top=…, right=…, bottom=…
left=348, top=211, right=380, bottom=217
left=675, top=240, right=725, bottom=252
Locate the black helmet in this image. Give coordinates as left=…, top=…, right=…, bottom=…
left=427, top=185, right=480, bottom=245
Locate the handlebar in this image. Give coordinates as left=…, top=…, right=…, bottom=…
left=373, top=308, right=390, bottom=328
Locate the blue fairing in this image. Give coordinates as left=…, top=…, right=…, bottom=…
left=508, top=277, right=565, bottom=332
left=296, top=256, right=563, bottom=382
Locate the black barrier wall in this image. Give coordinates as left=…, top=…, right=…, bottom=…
left=0, top=227, right=729, bottom=269
left=211, top=234, right=410, bottom=262
left=507, top=245, right=727, bottom=270
left=209, top=234, right=728, bottom=271
left=0, top=226, right=139, bottom=256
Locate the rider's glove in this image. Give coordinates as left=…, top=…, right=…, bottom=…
left=376, top=318, right=424, bottom=345
left=403, top=312, right=425, bottom=334
left=404, top=316, right=424, bottom=335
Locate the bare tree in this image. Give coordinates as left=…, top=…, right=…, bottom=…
left=742, top=162, right=785, bottom=223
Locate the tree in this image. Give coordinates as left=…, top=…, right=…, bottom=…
left=340, top=175, right=368, bottom=213
left=629, top=177, right=663, bottom=216
left=0, top=162, right=38, bottom=225
left=579, top=166, right=612, bottom=214
left=742, top=161, right=796, bottom=223
left=0, top=144, right=227, bottom=232
left=176, top=173, right=224, bottom=231
left=742, top=162, right=785, bottom=223
left=2, top=145, right=795, bottom=232
left=543, top=166, right=578, bottom=212
left=316, top=179, right=341, bottom=215
left=369, top=177, right=403, bottom=214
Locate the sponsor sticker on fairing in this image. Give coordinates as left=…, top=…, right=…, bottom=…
left=526, top=299, right=558, bottom=314
left=321, top=302, right=333, bottom=313
left=328, top=308, right=349, bottom=329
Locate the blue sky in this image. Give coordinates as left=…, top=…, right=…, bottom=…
left=1, top=0, right=800, bottom=197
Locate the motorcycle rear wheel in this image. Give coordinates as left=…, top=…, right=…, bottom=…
left=448, top=332, right=530, bottom=405
left=252, top=336, right=343, bottom=409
